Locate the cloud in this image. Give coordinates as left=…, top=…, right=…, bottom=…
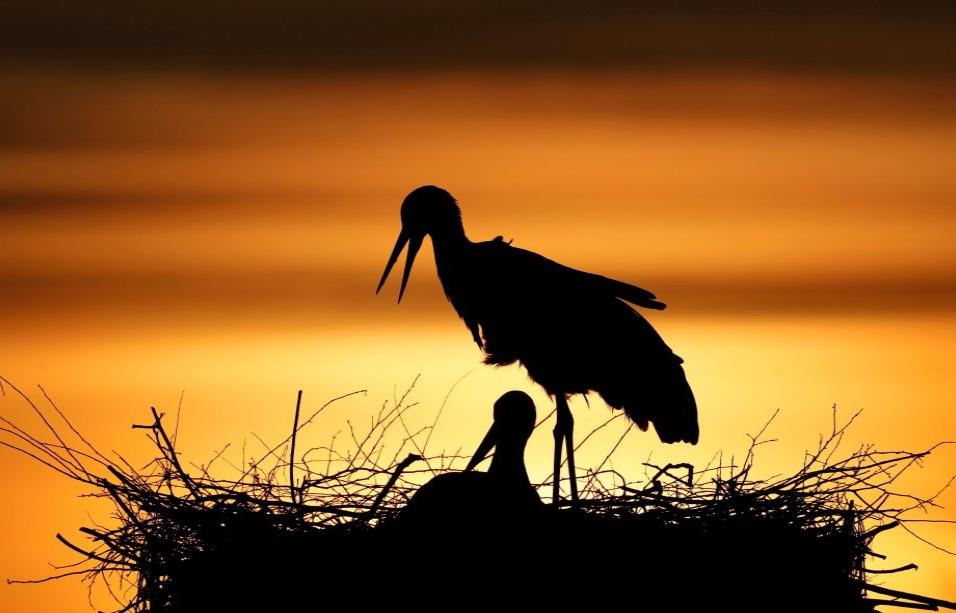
left=3, top=269, right=954, bottom=328
left=2, top=2, right=955, bottom=73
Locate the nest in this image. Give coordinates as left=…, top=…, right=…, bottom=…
left=1, top=376, right=954, bottom=612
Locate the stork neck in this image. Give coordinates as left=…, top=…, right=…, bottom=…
left=429, top=222, right=469, bottom=278
left=428, top=219, right=468, bottom=251
left=488, top=440, right=531, bottom=486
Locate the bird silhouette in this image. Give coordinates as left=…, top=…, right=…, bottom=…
left=401, top=390, right=541, bottom=524
left=377, top=185, right=698, bottom=504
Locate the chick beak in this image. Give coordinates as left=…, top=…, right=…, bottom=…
left=464, top=422, right=498, bottom=472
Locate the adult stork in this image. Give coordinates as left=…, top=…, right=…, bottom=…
left=376, top=185, right=698, bottom=504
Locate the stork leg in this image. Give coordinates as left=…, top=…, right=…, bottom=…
left=552, top=416, right=562, bottom=506
left=552, top=395, right=579, bottom=506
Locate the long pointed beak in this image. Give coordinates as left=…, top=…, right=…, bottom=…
left=376, top=228, right=408, bottom=296
left=375, top=229, right=424, bottom=304
left=397, top=233, right=423, bottom=303
left=464, top=422, right=498, bottom=472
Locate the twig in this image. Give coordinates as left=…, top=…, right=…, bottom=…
left=862, top=582, right=956, bottom=610
left=289, top=390, right=303, bottom=505
left=367, top=453, right=422, bottom=519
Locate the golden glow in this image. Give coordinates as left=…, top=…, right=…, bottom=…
left=1, top=70, right=955, bottom=609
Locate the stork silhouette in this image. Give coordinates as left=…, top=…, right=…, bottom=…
left=377, top=185, right=698, bottom=504
left=402, top=390, right=541, bottom=523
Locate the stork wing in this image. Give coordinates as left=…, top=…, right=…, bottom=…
left=577, top=271, right=666, bottom=310
left=483, top=241, right=666, bottom=310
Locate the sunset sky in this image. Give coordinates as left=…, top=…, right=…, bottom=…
left=2, top=3, right=956, bottom=610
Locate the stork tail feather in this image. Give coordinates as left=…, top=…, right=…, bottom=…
left=601, top=363, right=699, bottom=445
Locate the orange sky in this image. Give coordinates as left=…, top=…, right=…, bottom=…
left=2, top=68, right=956, bottom=610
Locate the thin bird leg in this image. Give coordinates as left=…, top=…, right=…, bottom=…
left=552, top=406, right=563, bottom=506
left=556, top=395, right=579, bottom=504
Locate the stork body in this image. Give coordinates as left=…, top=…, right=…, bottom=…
left=378, top=186, right=698, bottom=503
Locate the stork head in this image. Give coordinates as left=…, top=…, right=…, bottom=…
left=376, top=185, right=462, bottom=302
left=465, top=391, right=536, bottom=472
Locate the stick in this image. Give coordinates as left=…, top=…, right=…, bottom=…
left=865, top=563, right=918, bottom=574
left=862, top=599, right=937, bottom=610
left=863, top=520, right=900, bottom=540
left=290, top=390, right=303, bottom=505
left=55, top=534, right=132, bottom=568
left=863, top=582, right=956, bottom=610
left=367, top=453, right=422, bottom=519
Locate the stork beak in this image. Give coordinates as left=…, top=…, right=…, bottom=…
left=464, top=422, right=498, bottom=472
left=375, top=228, right=424, bottom=303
